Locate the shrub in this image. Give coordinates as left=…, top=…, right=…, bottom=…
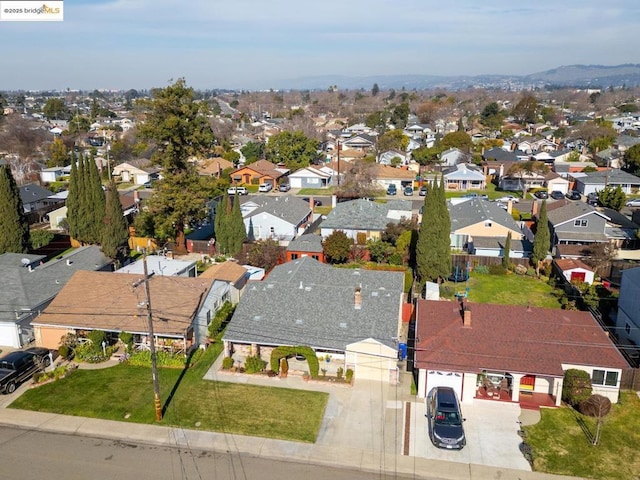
left=87, top=330, right=107, bottom=350
left=58, top=345, right=71, bottom=360
left=337, top=367, right=344, bottom=380
left=387, top=253, right=403, bottom=265
left=488, top=264, right=506, bottom=275
left=119, top=331, right=134, bottom=351
left=32, top=372, right=44, bottom=383
left=562, top=368, right=593, bottom=407
left=128, top=350, right=188, bottom=368
left=244, top=355, right=267, bottom=374
left=526, top=267, right=536, bottom=276
left=270, top=346, right=319, bottom=377
left=345, top=368, right=354, bottom=383
left=222, top=356, right=234, bottom=370
left=474, top=265, right=489, bottom=274
left=208, top=301, right=236, bottom=338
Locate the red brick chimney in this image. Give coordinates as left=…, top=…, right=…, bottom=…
left=463, top=306, right=471, bottom=327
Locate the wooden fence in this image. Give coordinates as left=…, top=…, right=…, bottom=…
left=451, top=254, right=530, bottom=270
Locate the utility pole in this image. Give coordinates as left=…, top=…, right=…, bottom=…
left=336, top=138, right=341, bottom=187
left=133, top=255, right=162, bottom=421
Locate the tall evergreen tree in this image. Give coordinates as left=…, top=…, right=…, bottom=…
left=137, top=79, right=216, bottom=253
left=0, top=165, right=29, bottom=254
left=66, top=153, right=82, bottom=241
left=416, top=177, right=450, bottom=282
left=502, top=232, right=512, bottom=268
left=87, top=154, right=106, bottom=244
left=214, top=194, right=232, bottom=255
left=229, top=194, right=246, bottom=257
left=101, top=181, right=130, bottom=261
left=532, top=200, right=550, bottom=274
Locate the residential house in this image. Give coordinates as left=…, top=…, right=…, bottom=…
left=240, top=195, right=312, bottom=243
left=378, top=149, right=410, bottom=166
left=288, top=166, right=333, bottom=189
left=371, top=164, right=416, bottom=190
left=572, top=169, right=640, bottom=196
left=39, top=166, right=68, bottom=183
left=543, top=171, right=570, bottom=195
left=320, top=198, right=413, bottom=242
left=222, top=257, right=405, bottom=382
left=546, top=201, right=610, bottom=247
left=499, top=168, right=546, bottom=192
left=230, top=159, right=288, bottom=188
left=197, top=157, right=234, bottom=177
left=449, top=198, right=523, bottom=252
left=482, top=147, right=525, bottom=163
left=442, top=163, right=486, bottom=191
left=112, top=159, right=160, bottom=185
left=0, top=246, right=112, bottom=348
left=440, top=148, right=467, bottom=167
left=470, top=236, right=532, bottom=259
left=340, top=133, right=376, bottom=152
left=414, top=299, right=628, bottom=404
left=33, top=270, right=226, bottom=349
left=199, top=260, right=250, bottom=304
left=19, top=183, right=54, bottom=213
left=116, top=255, right=197, bottom=277
left=286, top=233, right=325, bottom=263
left=554, top=258, right=595, bottom=285
left=614, top=267, right=640, bottom=357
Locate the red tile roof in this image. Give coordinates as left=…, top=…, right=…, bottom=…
left=555, top=258, right=593, bottom=272
left=415, top=299, right=627, bottom=377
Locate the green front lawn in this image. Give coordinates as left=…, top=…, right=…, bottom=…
left=10, top=346, right=328, bottom=443
left=448, top=273, right=563, bottom=309
left=524, top=392, right=640, bottom=480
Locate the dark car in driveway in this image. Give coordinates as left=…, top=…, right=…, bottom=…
left=427, top=386, right=466, bottom=450
left=565, top=190, right=582, bottom=201
left=0, top=347, right=52, bottom=394
left=533, top=190, right=548, bottom=199
left=302, top=197, right=322, bottom=207
left=550, top=190, right=565, bottom=200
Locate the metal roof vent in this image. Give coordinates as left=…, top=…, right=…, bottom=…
left=339, top=322, right=347, bottom=328
left=295, top=319, right=304, bottom=325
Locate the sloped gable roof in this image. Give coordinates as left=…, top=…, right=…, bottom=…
left=241, top=194, right=311, bottom=226
left=35, top=271, right=214, bottom=336
left=414, top=300, right=628, bottom=376
left=19, top=184, right=53, bottom=204
left=199, top=260, right=249, bottom=284
left=286, top=233, right=324, bottom=253
left=546, top=201, right=609, bottom=227
left=321, top=199, right=412, bottom=231
left=449, top=198, right=521, bottom=233
left=223, top=257, right=404, bottom=351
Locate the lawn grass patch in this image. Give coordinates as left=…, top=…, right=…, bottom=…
left=461, top=273, right=563, bottom=308
left=10, top=345, right=329, bottom=443
left=524, top=392, right=640, bottom=480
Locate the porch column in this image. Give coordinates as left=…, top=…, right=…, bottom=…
left=223, top=340, right=231, bottom=358
left=251, top=343, right=259, bottom=357
left=554, top=378, right=563, bottom=406
left=511, top=373, right=523, bottom=402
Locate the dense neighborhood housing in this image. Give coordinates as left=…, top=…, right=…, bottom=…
left=1, top=79, right=640, bottom=477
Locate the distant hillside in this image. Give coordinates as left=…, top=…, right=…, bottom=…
left=275, top=64, right=640, bottom=91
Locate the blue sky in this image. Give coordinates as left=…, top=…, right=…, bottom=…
left=1, top=0, right=639, bottom=91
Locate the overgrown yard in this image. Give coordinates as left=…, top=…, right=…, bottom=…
left=10, top=346, right=329, bottom=443
left=451, top=273, right=563, bottom=308
left=524, top=392, right=640, bottom=480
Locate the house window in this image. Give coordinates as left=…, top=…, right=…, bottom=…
left=574, top=219, right=588, bottom=227
left=592, top=369, right=618, bottom=387
left=484, top=221, right=492, bottom=227
left=312, top=255, right=319, bottom=260
left=625, top=323, right=631, bottom=335
left=206, top=310, right=211, bottom=326
left=291, top=253, right=299, bottom=260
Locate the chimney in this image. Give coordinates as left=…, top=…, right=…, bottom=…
left=332, top=195, right=337, bottom=208
left=532, top=199, right=540, bottom=217
left=354, top=286, right=362, bottom=310
left=66, top=259, right=73, bottom=266
left=463, top=306, right=471, bottom=327
left=133, top=190, right=139, bottom=204
left=507, top=199, right=513, bottom=214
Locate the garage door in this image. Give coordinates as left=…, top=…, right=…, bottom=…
left=426, top=370, right=463, bottom=399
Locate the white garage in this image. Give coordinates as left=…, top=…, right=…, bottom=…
left=345, top=338, right=398, bottom=382
left=423, top=370, right=463, bottom=400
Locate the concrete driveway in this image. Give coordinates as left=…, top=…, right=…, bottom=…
left=407, top=399, right=531, bottom=471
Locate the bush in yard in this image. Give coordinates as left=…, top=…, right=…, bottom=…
left=74, top=341, right=113, bottom=363
left=222, top=356, right=234, bottom=370
left=337, top=367, right=344, bottom=380
left=345, top=368, right=354, bottom=384
left=244, top=355, right=267, bottom=374
left=58, top=345, right=72, bottom=360
left=474, top=265, right=489, bottom=274
left=562, top=369, right=593, bottom=407
left=208, top=301, right=236, bottom=338
left=128, top=350, right=188, bottom=368
left=270, top=346, right=319, bottom=377
left=119, top=331, right=134, bottom=351
left=87, top=330, right=107, bottom=350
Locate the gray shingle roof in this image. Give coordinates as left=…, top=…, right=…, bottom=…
left=241, top=195, right=311, bottom=226
left=321, top=199, right=413, bottom=231
left=449, top=199, right=521, bottom=232
left=19, top=183, right=53, bottom=205
left=576, top=169, right=640, bottom=185
left=471, top=236, right=532, bottom=252
left=223, top=257, right=405, bottom=351
left=0, top=246, right=112, bottom=324
left=546, top=202, right=608, bottom=227
left=286, top=233, right=324, bottom=253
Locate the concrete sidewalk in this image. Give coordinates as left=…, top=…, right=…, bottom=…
left=0, top=354, right=580, bottom=480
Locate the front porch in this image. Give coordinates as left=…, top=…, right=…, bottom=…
left=475, top=385, right=557, bottom=410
